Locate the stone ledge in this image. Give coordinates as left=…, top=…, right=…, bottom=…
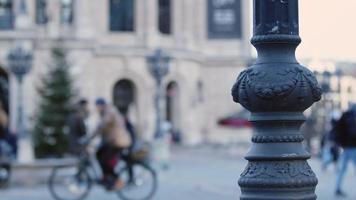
left=12, top=158, right=78, bottom=169
left=9, top=158, right=78, bottom=187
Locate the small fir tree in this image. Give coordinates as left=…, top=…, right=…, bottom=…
left=33, top=46, right=76, bottom=158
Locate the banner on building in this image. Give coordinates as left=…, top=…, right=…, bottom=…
left=208, top=0, right=242, bottom=39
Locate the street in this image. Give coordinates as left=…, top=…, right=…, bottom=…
left=0, top=146, right=355, bottom=200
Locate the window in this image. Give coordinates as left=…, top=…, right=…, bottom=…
left=61, top=0, right=74, bottom=24
left=110, top=0, right=134, bottom=32
left=36, top=0, right=48, bottom=24
left=0, top=0, right=13, bottom=30
left=158, top=0, right=171, bottom=34
left=207, top=0, right=242, bottom=39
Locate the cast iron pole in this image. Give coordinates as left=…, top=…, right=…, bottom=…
left=16, top=76, right=24, bottom=138
left=155, top=78, right=164, bottom=139
left=147, top=49, right=171, bottom=139
left=232, top=1, right=322, bottom=199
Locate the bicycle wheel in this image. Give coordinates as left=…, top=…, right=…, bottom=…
left=117, top=163, right=158, bottom=200
left=48, top=166, right=92, bottom=200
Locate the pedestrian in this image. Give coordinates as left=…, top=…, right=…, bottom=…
left=0, top=101, right=17, bottom=158
left=68, top=99, right=89, bottom=155
left=321, top=111, right=341, bottom=171
left=90, top=98, right=131, bottom=190
left=0, top=100, right=9, bottom=158
left=301, top=117, right=317, bottom=153
left=333, top=104, right=356, bottom=197
left=0, top=101, right=8, bottom=140
left=0, top=101, right=11, bottom=188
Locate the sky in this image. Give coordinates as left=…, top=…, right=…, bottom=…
left=298, top=0, right=356, bottom=62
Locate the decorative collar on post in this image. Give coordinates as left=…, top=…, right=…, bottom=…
left=147, top=49, right=171, bottom=85
left=7, top=45, right=33, bottom=81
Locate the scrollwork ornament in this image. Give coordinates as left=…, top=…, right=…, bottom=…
left=241, top=161, right=316, bottom=179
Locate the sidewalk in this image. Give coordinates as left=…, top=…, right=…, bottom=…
left=2, top=145, right=355, bottom=200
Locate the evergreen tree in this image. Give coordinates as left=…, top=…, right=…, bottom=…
left=33, top=46, right=76, bottom=158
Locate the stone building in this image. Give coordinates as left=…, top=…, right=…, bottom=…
left=307, top=60, right=356, bottom=112
left=0, top=0, right=252, bottom=146
left=301, top=60, right=356, bottom=147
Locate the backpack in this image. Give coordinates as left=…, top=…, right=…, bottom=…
left=334, top=111, right=356, bottom=146
left=343, top=111, right=356, bottom=138
left=0, top=126, right=5, bottom=139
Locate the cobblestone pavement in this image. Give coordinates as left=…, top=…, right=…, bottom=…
left=0, top=146, right=355, bottom=200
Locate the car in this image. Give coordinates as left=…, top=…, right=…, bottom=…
left=218, top=110, right=252, bottom=128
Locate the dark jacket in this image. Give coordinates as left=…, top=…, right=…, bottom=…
left=335, top=110, right=356, bottom=148
left=0, top=108, right=8, bottom=139
left=125, top=118, right=136, bottom=150
left=68, top=112, right=87, bottom=153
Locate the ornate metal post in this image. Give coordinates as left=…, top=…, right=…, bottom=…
left=335, top=69, right=342, bottom=109
left=147, top=49, right=171, bottom=139
left=8, top=45, right=33, bottom=162
left=147, top=49, right=171, bottom=169
left=232, top=1, right=322, bottom=199
left=8, top=46, right=33, bottom=137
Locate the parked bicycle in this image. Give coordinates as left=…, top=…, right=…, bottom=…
left=48, top=143, right=157, bottom=200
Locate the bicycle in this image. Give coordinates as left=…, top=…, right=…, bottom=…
left=48, top=143, right=158, bottom=200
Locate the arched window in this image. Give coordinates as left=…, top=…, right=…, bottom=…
left=113, top=79, right=136, bottom=116
left=0, top=0, right=13, bottom=30
left=61, top=0, right=74, bottom=24
left=110, top=0, right=134, bottom=32
left=158, top=0, right=171, bottom=34
left=36, top=0, right=48, bottom=24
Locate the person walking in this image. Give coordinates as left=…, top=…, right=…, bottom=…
left=301, top=117, right=317, bottom=153
left=68, top=99, right=89, bottom=155
left=0, top=101, right=7, bottom=140
left=0, top=100, right=9, bottom=157
left=321, top=111, right=341, bottom=171
left=334, top=104, right=356, bottom=197
left=0, top=101, right=16, bottom=156
left=0, top=101, right=11, bottom=188
left=91, top=98, right=131, bottom=190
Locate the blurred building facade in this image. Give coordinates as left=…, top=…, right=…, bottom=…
left=0, top=0, right=252, bottom=145
left=307, top=60, right=356, bottom=112
left=302, top=60, right=356, bottom=148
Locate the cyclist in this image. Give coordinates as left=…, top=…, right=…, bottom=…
left=90, top=98, right=132, bottom=191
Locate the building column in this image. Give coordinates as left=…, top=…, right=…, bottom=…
left=142, top=0, right=159, bottom=48
left=75, top=0, right=94, bottom=39
left=232, top=1, right=321, bottom=199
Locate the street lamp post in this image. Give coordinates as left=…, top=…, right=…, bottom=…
left=232, top=1, right=322, bottom=199
left=147, top=49, right=171, bottom=169
left=321, top=71, right=332, bottom=136
left=8, top=45, right=33, bottom=162
left=335, top=69, right=343, bottom=109
left=147, top=49, right=171, bottom=139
